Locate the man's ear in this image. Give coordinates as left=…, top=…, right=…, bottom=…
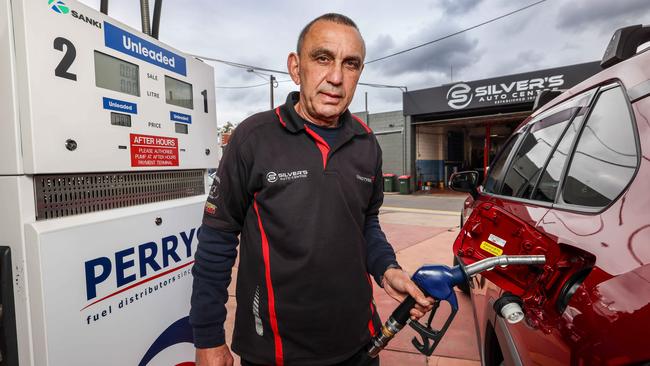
left=287, top=52, right=301, bottom=85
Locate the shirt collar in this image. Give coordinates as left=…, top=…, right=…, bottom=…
left=276, top=91, right=372, bottom=136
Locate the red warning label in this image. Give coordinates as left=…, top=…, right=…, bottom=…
left=130, top=133, right=179, bottom=167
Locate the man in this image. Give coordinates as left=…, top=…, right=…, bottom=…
left=190, top=13, right=432, bottom=366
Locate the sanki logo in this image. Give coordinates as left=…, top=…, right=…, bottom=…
left=48, top=0, right=69, bottom=14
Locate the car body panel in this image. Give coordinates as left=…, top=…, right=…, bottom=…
left=457, top=47, right=650, bottom=365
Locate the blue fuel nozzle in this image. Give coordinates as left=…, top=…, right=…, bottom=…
left=366, top=255, right=545, bottom=361
left=411, top=264, right=465, bottom=311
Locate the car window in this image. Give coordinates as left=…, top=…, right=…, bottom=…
left=532, top=90, right=596, bottom=202
left=483, top=132, right=520, bottom=194
left=500, top=104, right=580, bottom=198
left=561, top=86, right=637, bottom=207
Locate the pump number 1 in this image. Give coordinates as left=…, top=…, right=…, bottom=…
left=53, top=37, right=77, bottom=81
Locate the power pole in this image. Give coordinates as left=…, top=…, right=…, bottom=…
left=365, top=91, right=369, bottom=125
left=270, top=75, right=276, bottom=109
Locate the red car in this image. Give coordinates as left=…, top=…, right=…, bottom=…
left=450, top=25, right=650, bottom=365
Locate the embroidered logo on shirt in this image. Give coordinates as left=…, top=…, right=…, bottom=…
left=253, top=285, right=263, bottom=336
left=208, top=182, right=219, bottom=199
left=266, top=170, right=309, bottom=183
left=356, top=174, right=374, bottom=184
left=266, top=172, right=278, bottom=183
left=208, top=174, right=221, bottom=199
left=204, top=202, right=216, bottom=215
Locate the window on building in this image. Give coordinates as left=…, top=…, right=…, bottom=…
left=561, top=86, right=637, bottom=207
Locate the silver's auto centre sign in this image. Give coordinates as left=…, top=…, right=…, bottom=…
left=446, top=75, right=564, bottom=109
left=404, top=61, right=603, bottom=116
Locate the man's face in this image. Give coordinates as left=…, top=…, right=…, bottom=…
left=288, top=20, right=365, bottom=125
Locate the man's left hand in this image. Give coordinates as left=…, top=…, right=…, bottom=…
left=382, top=268, right=435, bottom=320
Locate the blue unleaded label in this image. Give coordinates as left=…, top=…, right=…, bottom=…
left=104, top=22, right=187, bottom=76
left=170, top=111, right=192, bottom=124
left=103, top=97, right=137, bottom=114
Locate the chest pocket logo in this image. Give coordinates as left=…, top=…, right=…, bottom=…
left=266, top=172, right=278, bottom=183
left=266, top=170, right=309, bottom=183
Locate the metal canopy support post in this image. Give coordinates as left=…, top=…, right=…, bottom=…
left=151, top=0, right=163, bottom=39
left=484, top=123, right=491, bottom=176
left=100, top=0, right=108, bottom=14
left=402, top=88, right=408, bottom=177
left=270, top=75, right=275, bottom=109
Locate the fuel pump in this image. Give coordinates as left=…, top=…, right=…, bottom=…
left=0, top=1, right=218, bottom=364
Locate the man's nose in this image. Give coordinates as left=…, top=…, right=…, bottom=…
left=326, top=64, right=343, bottom=86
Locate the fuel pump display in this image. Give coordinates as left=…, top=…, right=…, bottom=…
left=0, top=1, right=218, bottom=364
left=94, top=51, right=141, bottom=96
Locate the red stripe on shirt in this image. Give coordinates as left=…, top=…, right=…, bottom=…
left=351, top=114, right=373, bottom=133
left=254, top=195, right=284, bottom=366
left=275, top=107, right=287, bottom=127
left=366, top=274, right=377, bottom=336
left=304, top=126, right=331, bottom=169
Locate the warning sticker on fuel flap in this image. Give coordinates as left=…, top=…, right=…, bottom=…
left=130, top=133, right=179, bottom=167
left=480, top=241, right=504, bottom=256
left=488, top=233, right=507, bottom=247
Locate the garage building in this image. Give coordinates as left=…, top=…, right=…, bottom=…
left=400, top=61, right=602, bottom=190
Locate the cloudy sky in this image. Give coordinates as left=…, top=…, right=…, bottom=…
left=79, top=0, right=650, bottom=126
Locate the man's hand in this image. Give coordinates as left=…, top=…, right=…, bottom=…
left=382, top=268, right=435, bottom=320
left=196, top=344, right=234, bottom=366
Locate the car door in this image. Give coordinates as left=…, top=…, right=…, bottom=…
left=530, top=83, right=648, bottom=365
left=463, top=82, right=647, bottom=365
left=461, top=88, right=600, bottom=365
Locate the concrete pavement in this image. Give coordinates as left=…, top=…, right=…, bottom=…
left=383, top=191, right=468, bottom=213
left=222, top=200, right=480, bottom=365
left=374, top=209, right=479, bottom=365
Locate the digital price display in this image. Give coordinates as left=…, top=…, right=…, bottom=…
left=165, top=75, right=193, bottom=109
left=94, top=51, right=140, bottom=96
left=110, top=112, right=132, bottom=127
left=175, top=123, right=188, bottom=134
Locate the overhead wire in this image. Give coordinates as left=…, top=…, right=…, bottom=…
left=364, top=0, right=547, bottom=64
left=190, top=54, right=288, bottom=75
left=191, top=54, right=406, bottom=90
left=215, top=79, right=291, bottom=89
left=215, top=82, right=271, bottom=89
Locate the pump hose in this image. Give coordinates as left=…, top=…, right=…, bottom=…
left=140, top=0, right=151, bottom=35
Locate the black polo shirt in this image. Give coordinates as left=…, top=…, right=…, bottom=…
left=190, top=92, right=397, bottom=365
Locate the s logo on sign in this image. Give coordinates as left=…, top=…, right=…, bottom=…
left=266, top=172, right=278, bottom=183
left=446, top=83, right=473, bottom=110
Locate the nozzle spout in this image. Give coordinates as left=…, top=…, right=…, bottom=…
left=463, top=255, right=545, bottom=277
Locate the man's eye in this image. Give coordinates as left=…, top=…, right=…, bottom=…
left=316, top=56, right=329, bottom=63
left=345, top=61, right=360, bottom=70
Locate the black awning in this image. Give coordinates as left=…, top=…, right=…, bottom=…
left=404, top=61, right=602, bottom=116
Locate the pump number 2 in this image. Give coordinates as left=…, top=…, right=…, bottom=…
left=53, top=37, right=77, bottom=81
